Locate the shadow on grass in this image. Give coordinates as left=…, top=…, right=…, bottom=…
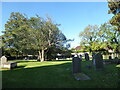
left=51, top=59, right=72, bottom=61
left=16, top=65, right=27, bottom=69
left=117, top=67, right=120, bottom=88
left=2, top=61, right=119, bottom=88
left=18, top=60, right=38, bottom=63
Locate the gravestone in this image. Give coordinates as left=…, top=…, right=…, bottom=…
left=94, top=53, right=104, bottom=70
left=79, top=54, right=82, bottom=61
left=0, top=56, right=7, bottom=66
left=92, top=53, right=96, bottom=64
left=72, top=56, right=81, bottom=74
left=85, top=53, right=89, bottom=61
left=72, top=56, right=91, bottom=80
left=113, top=57, right=119, bottom=64
left=109, top=56, right=112, bottom=60
left=0, top=56, right=17, bottom=69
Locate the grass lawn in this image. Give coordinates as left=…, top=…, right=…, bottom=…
left=1, top=59, right=120, bottom=88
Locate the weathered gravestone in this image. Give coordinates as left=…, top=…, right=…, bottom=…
left=72, top=56, right=81, bottom=74
left=0, top=56, right=7, bottom=66
left=85, top=53, right=89, bottom=61
left=0, top=56, right=17, bottom=69
left=94, top=53, right=104, bottom=70
left=72, top=56, right=91, bottom=80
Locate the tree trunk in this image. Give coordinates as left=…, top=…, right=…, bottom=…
left=38, top=50, right=42, bottom=61
left=41, top=49, right=45, bottom=62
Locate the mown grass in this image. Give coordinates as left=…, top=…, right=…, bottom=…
left=1, top=59, right=120, bottom=88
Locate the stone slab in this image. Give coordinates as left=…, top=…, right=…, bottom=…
left=73, top=73, right=91, bottom=80
left=1, top=62, right=17, bottom=69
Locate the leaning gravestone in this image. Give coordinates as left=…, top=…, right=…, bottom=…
left=94, top=53, right=104, bottom=70
left=72, top=56, right=81, bottom=74
left=85, top=53, right=90, bottom=61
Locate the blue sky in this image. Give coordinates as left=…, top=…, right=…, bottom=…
left=1, top=2, right=113, bottom=48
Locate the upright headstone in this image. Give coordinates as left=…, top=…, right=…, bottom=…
left=72, top=56, right=81, bottom=74
left=85, top=53, right=89, bottom=61
left=114, top=57, right=119, bottom=64
left=109, top=56, right=112, bottom=60
left=92, top=53, right=96, bottom=64
left=1, top=56, right=7, bottom=65
left=94, top=53, right=104, bottom=70
left=80, top=54, right=82, bottom=61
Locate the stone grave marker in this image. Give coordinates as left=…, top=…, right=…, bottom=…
left=85, top=53, right=90, bottom=61
left=72, top=56, right=91, bottom=80
left=72, top=56, right=81, bottom=74
left=109, top=56, right=112, bottom=60
left=94, top=53, right=104, bottom=70
left=0, top=56, right=17, bottom=69
left=79, top=54, right=82, bottom=61
left=0, top=56, right=7, bottom=66
left=92, top=53, right=96, bottom=65
left=113, top=57, right=119, bottom=64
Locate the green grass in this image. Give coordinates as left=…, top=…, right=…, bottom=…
left=1, top=59, right=120, bottom=88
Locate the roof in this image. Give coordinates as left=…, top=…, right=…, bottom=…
left=74, top=46, right=82, bottom=50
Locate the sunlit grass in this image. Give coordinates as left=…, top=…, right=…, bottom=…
left=1, top=59, right=119, bottom=88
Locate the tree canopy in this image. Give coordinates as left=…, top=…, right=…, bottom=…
left=79, top=23, right=120, bottom=53
left=108, top=0, right=120, bottom=31
left=1, top=12, right=69, bottom=61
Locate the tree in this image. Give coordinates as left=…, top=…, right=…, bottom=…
left=79, top=25, right=99, bottom=52
left=2, top=12, right=68, bottom=61
left=79, top=23, right=120, bottom=54
left=28, top=15, right=67, bottom=61
left=2, top=12, right=30, bottom=57
left=108, top=0, right=120, bottom=31
left=99, top=23, right=120, bottom=53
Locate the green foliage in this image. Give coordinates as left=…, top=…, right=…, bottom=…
left=108, top=0, right=120, bottom=31
left=79, top=23, right=120, bottom=53
left=2, top=12, right=30, bottom=56
left=1, top=12, right=68, bottom=61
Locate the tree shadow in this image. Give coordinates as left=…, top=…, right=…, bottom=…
left=2, top=61, right=119, bottom=88
left=18, top=60, right=38, bottom=63
left=53, top=59, right=72, bottom=61
left=16, top=65, right=27, bottom=69
left=2, top=62, right=74, bottom=88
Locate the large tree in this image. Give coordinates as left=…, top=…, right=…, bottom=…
left=2, top=12, right=67, bottom=61
left=2, top=12, right=30, bottom=57
left=28, top=16, right=67, bottom=61
left=99, top=23, right=120, bottom=53
left=79, top=23, right=120, bottom=53
left=108, top=0, right=120, bottom=31
left=79, top=25, right=100, bottom=52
